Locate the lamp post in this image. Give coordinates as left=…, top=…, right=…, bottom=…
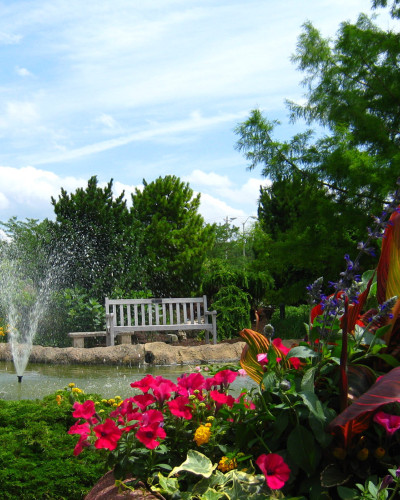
left=242, top=216, right=257, bottom=257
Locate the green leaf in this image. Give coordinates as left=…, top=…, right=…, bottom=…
left=199, top=489, right=225, bottom=500
left=301, top=365, right=318, bottom=392
left=337, top=485, right=358, bottom=499
left=155, top=473, right=179, bottom=495
left=169, top=450, right=217, bottom=478
left=287, top=425, right=320, bottom=475
left=375, top=353, right=400, bottom=367
left=262, top=372, right=276, bottom=392
left=288, top=346, right=318, bottom=359
left=299, top=390, right=326, bottom=421
left=320, top=464, right=352, bottom=488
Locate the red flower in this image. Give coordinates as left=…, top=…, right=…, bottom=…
left=235, top=392, right=256, bottom=410
left=177, top=372, right=205, bottom=396
left=130, top=374, right=156, bottom=393
left=132, top=393, right=156, bottom=410
left=210, top=390, right=235, bottom=409
left=68, top=421, right=91, bottom=437
left=373, top=411, right=400, bottom=436
left=136, top=422, right=166, bottom=449
left=93, top=419, right=123, bottom=451
left=73, top=435, right=90, bottom=456
left=256, top=453, right=290, bottom=490
left=152, top=380, right=177, bottom=404
left=272, top=338, right=290, bottom=356
left=167, top=396, right=193, bottom=419
left=213, top=369, right=238, bottom=387
left=140, top=409, right=164, bottom=426
left=72, top=400, right=96, bottom=420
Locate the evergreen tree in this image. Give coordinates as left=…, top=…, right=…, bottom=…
left=131, top=175, right=215, bottom=297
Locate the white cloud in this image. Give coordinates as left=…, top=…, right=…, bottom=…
left=0, top=192, right=9, bottom=209
left=95, top=113, right=119, bottom=130
left=15, top=66, right=33, bottom=77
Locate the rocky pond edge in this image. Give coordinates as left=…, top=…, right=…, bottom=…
left=0, top=341, right=246, bottom=366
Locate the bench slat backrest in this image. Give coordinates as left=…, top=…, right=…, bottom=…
left=105, top=296, right=210, bottom=328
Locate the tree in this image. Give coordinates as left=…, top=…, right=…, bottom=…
left=234, top=0, right=400, bottom=303
left=131, top=175, right=215, bottom=297
left=50, top=176, right=142, bottom=300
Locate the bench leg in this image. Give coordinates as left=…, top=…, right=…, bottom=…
left=73, top=338, right=85, bottom=348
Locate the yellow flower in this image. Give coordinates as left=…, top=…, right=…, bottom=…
left=114, top=396, right=121, bottom=401
left=205, top=423, right=212, bottom=427
left=206, top=416, right=215, bottom=422
left=101, top=399, right=108, bottom=404
left=99, top=409, right=105, bottom=414
left=68, top=383, right=75, bottom=388
left=218, top=456, right=237, bottom=472
left=55, top=395, right=62, bottom=405
left=357, top=448, right=369, bottom=461
left=374, top=447, right=385, bottom=459
left=107, top=399, right=115, bottom=405
left=72, top=387, right=83, bottom=394
left=194, top=425, right=211, bottom=446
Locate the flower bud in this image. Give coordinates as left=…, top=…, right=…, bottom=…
left=374, top=447, right=385, bottom=459
left=357, top=448, right=369, bottom=461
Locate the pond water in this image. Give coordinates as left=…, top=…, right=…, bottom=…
left=0, top=361, right=256, bottom=401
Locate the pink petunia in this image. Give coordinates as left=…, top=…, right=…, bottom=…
left=140, top=409, right=164, bottom=426
left=210, top=390, right=235, bottom=409
left=213, top=369, right=238, bottom=387
left=68, top=421, right=91, bottom=437
left=177, top=372, right=205, bottom=396
left=136, top=422, right=166, bottom=449
left=167, top=395, right=193, bottom=420
left=72, top=400, right=96, bottom=420
left=238, top=368, right=247, bottom=377
left=152, top=380, right=177, bottom=404
left=235, top=392, right=256, bottom=410
left=256, top=453, right=291, bottom=490
left=73, top=435, right=90, bottom=456
left=130, top=374, right=156, bottom=393
left=132, top=393, right=156, bottom=410
left=272, top=338, right=290, bottom=356
left=373, top=411, right=400, bottom=436
left=257, top=353, right=268, bottom=366
left=93, top=419, right=123, bottom=451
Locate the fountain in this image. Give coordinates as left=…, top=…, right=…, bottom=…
left=0, top=239, right=59, bottom=383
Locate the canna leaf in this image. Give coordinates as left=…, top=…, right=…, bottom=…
left=239, top=329, right=290, bottom=385
left=328, top=366, right=400, bottom=431
left=377, top=209, right=400, bottom=304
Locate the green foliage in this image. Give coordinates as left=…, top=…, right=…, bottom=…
left=0, top=394, right=105, bottom=499
left=50, top=176, right=143, bottom=300
left=212, top=285, right=251, bottom=339
left=270, top=305, right=310, bottom=340
left=131, top=175, right=215, bottom=297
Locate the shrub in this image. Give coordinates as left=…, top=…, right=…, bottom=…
left=0, top=392, right=106, bottom=499
left=270, top=304, right=309, bottom=339
left=212, top=285, right=251, bottom=339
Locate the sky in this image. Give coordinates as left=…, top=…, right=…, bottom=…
left=0, top=0, right=394, bottom=229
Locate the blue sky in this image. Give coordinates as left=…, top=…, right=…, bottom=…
left=0, top=0, right=393, bottom=228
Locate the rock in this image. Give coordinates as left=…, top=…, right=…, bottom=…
left=85, top=470, right=158, bottom=499
left=0, top=341, right=246, bottom=366
left=165, top=334, right=178, bottom=344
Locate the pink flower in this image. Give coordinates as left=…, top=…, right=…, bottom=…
left=140, top=409, right=164, bottom=426
left=288, top=357, right=301, bottom=370
left=238, top=368, right=247, bottom=377
left=132, top=393, right=156, bottom=410
left=73, top=435, right=90, bottom=456
left=256, top=453, right=290, bottom=490
left=257, top=353, right=268, bottom=366
left=93, top=419, right=123, bottom=451
left=177, top=372, right=205, bottom=396
left=167, top=396, right=193, bottom=419
left=373, top=411, right=400, bottom=436
left=272, top=338, right=290, bottom=356
left=213, top=369, right=238, bottom=387
left=235, top=392, right=255, bottom=410
left=136, top=423, right=166, bottom=449
left=72, top=400, right=96, bottom=420
left=130, top=374, right=156, bottom=393
left=210, top=390, right=235, bottom=409
left=68, top=421, right=91, bottom=437
left=152, top=380, right=177, bottom=404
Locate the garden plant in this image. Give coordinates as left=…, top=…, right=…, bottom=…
left=65, top=180, right=400, bottom=499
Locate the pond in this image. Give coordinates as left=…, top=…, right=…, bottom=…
left=0, top=361, right=256, bottom=401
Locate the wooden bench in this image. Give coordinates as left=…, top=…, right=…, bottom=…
left=69, top=295, right=217, bottom=347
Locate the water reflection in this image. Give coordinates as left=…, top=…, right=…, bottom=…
left=0, top=361, right=256, bottom=401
